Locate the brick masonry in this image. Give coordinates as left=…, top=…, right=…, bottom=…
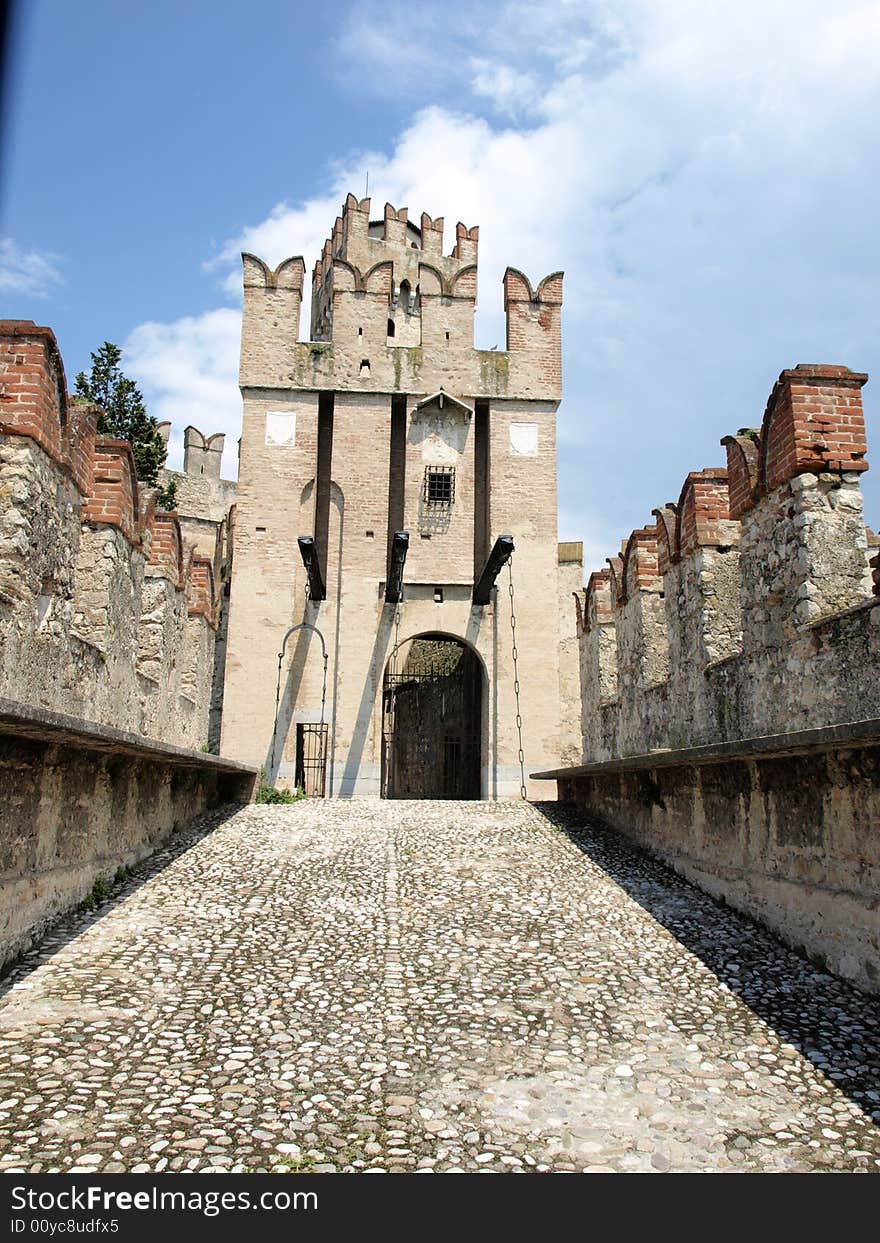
left=222, top=195, right=576, bottom=797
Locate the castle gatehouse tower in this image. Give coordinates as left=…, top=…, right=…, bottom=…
left=221, top=194, right=576, bottom=797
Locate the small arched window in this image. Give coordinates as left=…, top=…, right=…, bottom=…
left=387, top=318, right=396, bottom=338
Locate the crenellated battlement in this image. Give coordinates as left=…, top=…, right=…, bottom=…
left=574, top=362, right=878, bottom=763
left=547, top=361, right=880, bottom=997
left=183, top=426, right=226, bottom=480
left=239, top=194, right=563, bottom=401
left=228, top=196, right=566, bottom=796
left=0, top=321, right=223, bottom=747
left=186, top=554, right=216, bottom=624
left=146, top=512, right=185, bottom=589
left=82, top=438, right=141, bottom=544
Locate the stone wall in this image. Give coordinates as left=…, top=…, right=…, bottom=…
left=0, top=321, right=221, bottom=749
left=158, top=425, right=236, bottom=752
left=556, top=725, right=880, bottom=995
left=540, top=361, right=880, bottom=993
left=557, top=541, right=584, bottom=766
left=571, top=364, right=877, bottom=761
left=0, top=698, right=256, bottom=970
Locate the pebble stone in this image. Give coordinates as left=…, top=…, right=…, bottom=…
left=0, top=799, right=878, bottom=1174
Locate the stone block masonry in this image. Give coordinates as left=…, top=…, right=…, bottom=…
left=0, top=322, right=248, bottom=968
left=0, top=697, right=256, bottom=970
left=538, top=362, right=880, bottom=993
left=552, top=721, right=880, bottom=995
left=0, top=321, right=222, bottom=749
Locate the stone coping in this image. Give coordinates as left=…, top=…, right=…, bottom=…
left=0, top=696, right=258, bottom=776
left=532, top=716, right=880, bottom=780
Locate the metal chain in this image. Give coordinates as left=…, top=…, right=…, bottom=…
left=393, top=603, right=402, bottom=692
left=507, top=559, right=527, bottom=800
left=319, top=643, right=328, bottom=798
left=381, top=602, right=403, bottom=800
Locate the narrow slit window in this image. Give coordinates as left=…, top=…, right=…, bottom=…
left=424, top=465, right=455, bottom=507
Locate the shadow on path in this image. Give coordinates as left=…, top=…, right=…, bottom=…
left=533, top=801, right=880, bottom=1126
left=0, top=802, right=246, bottom=1000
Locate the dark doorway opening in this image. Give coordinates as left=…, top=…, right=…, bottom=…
left=382, top=635, right=482, bottom=799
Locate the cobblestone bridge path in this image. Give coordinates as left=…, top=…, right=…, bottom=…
left=1, top=800, right=879, bottom=1174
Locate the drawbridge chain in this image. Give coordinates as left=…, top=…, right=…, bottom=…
left=507, top=558, right=528, bottom=800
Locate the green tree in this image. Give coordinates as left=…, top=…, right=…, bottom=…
left=74, top=342, right=177, bottom=511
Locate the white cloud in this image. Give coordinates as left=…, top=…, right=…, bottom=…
left=470, top=58, right=541, bottom=116
left=0, top=239, right=63, bottom=297
left=127, top=0, right=880, bottom=552
left=123, top=310, right=242, bottom=479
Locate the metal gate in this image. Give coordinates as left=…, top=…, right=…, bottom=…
left=381, top=651, right=481, bottom=799
left=295, top=723, right=328, bottom=798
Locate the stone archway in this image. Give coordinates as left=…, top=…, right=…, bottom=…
left=381, top=633, right=482, bottom=799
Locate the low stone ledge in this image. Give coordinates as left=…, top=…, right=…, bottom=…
left=538, top=722, right=880, bottom=995
left=808, top=596, right=880, bottom=632
left=0, top=698, right=258, bottom=970
left=0, top=696, right=257, bottom=786
left=532, top=715, right=880, bottom=780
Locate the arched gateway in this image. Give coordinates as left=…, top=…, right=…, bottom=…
left=219, top=193, right=573, bottom=799
left=382, top=634, right=482, bottom=799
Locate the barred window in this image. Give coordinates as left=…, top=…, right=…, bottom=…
left=424, top=465, right=455, bottom=506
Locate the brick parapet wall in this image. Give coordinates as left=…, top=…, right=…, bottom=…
left=760, top=364, right=868, bottom=490
left=0, top=321, right=221, bottom=749
left=575, top=362, right=878, bottom=762
left=0, top=324, right=147, bottom=545
left=720, top=433, right=760, bottom=519
left=186, top=555, right=217, bottom=627
left=0, top=322, right=71, bottom=477
left=145, top=513, right=184, bottom=588
left=82, top=438, right=140, bottom=543
left=652, top=505, right=678, bottom=574
left=676, top=469, right=735, bottom=555
left=621, top=527, right=662, bottom=601
left=0, top=326, right=126, bottom=509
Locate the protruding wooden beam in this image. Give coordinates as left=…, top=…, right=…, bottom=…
left=298, top=535, right=326, bottom=601
left=385, top=530, right=409, bottom=603
left=473, top=535, right=514, bottom=605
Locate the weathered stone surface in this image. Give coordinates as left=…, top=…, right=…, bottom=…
left=0, top=698, right=256, bottom=970
left=0, top=325, right=225, bottom=754
left=0, top=799, right=877, bottom=1174
left=559, top=366, right=879, bottom=995
left=555, top=727, right=880, bottom=994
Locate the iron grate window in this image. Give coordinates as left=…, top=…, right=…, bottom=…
left=424, top=465, right=455, bottom=506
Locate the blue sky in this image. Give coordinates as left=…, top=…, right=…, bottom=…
left=3, top=0, right=879, bottom=572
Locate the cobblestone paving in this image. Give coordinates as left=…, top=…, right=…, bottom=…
left=0, top=799, right=878, bottom=1173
